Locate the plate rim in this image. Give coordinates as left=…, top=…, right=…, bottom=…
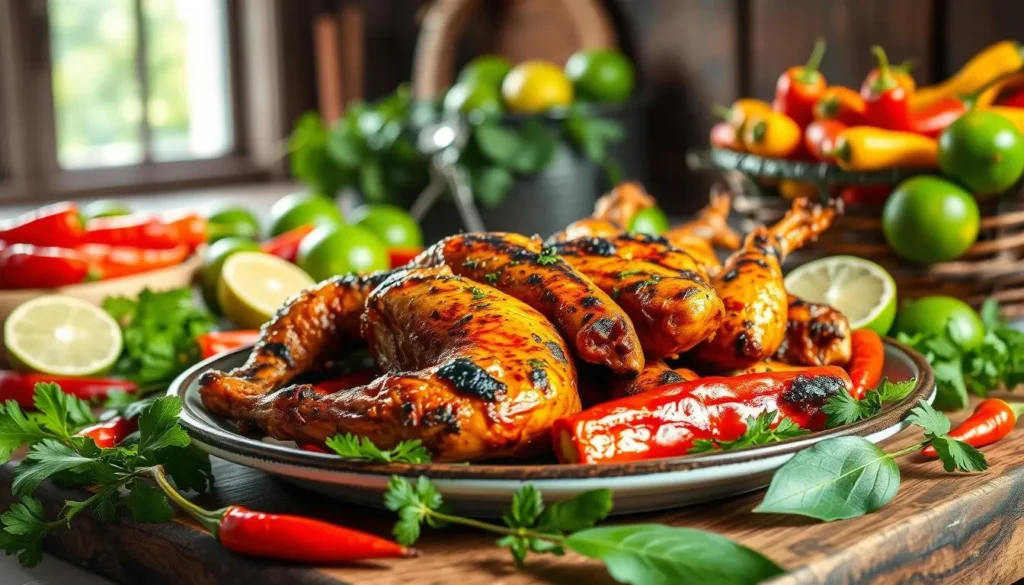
left=170, top=337, right=934, bottom=481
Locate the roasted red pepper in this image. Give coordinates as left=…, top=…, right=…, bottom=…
left=197, top=330, right=261, bottom=360
left=847, top=329, right=884, bottom=399
left=861, top=46, right=913, bottom=131
left=813, top=86, right=868, bottom=126
left=260, top=224, right=315, bottom=262
left=0, top=371, right=137, bottom=408
left=0, top=244, right=93, bottom=289
left=553, top=367, right=854, bottom=464
left=77, top=417, right=139, bottom=449
left=773, top=39, right=828, bottom=128
left=804, top=119, right=847, bottom=162
left=313, top=369, right=379, bottom=394
left=0, top=203, right=83, bottom=248
left=83, top=212, right=207, bottom=250
left=79, top=243, right=190, bottom=280
left=153, top=466, right=417, bottom=562
left=922, top=399, right=1024, bottom=457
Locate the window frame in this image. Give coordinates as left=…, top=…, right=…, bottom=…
left=0, top=0, right=273, bottom=203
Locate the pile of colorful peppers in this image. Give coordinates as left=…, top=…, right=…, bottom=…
left=0, top=202, right=212, bottom=289
left=711, top=39, right=1024, bottom=205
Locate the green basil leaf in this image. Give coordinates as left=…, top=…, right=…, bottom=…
left=754, top=436, right=900, bottom=521
left=566, top=524, right=783, bottom=585
left=505, top=484, right=543, bottom=528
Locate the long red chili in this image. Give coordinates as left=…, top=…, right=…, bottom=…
left=77, top=417, right=139, bottom=449
left=847, top=329, right=885, bottom=399
left=0, top=203, right=83, bottom=248
left=83, top=212, right=207, bottom=250
left=773, top=39, right=828, bottom=128
left=0, top=371, right=137, bottom=408
left=922, top=399, right=1024, bottom=457
left=152, top=467, right=417, bottom=562
left=0, top=244, right=94, bottom=289
left=79, top=243, right=191, bottom=280
left=260, top=224, right=316, bottom=263
left=909, top=97, right=969, bottom=138
left=197, top=330, right=261, bottom=360
left=552, top=367, right=854, bottom=464
left=862, top=46, right=913, bottom=131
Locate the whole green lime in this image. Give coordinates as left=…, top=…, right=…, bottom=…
left=267, top=192, right=343, bottom=237
left=443, top=81, right=504, bottom=116
left=628, top=207, right=670, bottom=236
left=200, top=237, right=262, bottom=313
left=348, top=204, right=423, bottom=248
left=206, top=205, right=261, bottom=241
left=297, top=224, right=389, bottom=281
left=564, top=49, right=635, bottom=103
left=894, top=295, right=985, bottom=352
left=882, top=176, right=980, bottom=263
left=938, top=111, right=1024, bottom=195
left=458, top=55, right=513, bottom=87
left=81, top=200, right=131, bottom=221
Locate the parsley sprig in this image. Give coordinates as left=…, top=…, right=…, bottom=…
left=822, top=378, right=917, bottom=427
left=688, top=411, right=809, bottom=453
left=325, top=434, right=432, bottom=464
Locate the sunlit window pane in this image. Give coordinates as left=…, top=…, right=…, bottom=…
left=145, top=0, right=234, bottom=162
left=49, top=0, right=143, bottom=169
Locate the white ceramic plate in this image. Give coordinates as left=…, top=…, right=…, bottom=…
left=170, top=339, right=935, bottom=516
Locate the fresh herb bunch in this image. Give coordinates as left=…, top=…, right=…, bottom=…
left=384, top=476, right=783, bottom=584
left=325, top=433, right=432, bottom=464
left=103, top=288, right=216, bottom=391
left=755, top=400, right=986, bottom=522
left=822, top=378, right=917, bottom=427
left=688, top=410, right=809, bottom=453
left=0, top=384, right=212, bottom=566
left=898, top=298, right=1023, bottom=411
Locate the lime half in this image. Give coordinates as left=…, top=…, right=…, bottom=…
left=5, top=295, right=123, bottom=376
left=784, top=256, right=898, bottom=335
left=218, top=252, right=315, bottom=329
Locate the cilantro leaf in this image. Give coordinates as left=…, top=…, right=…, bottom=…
left=136, top=396, right=190, bottom=454
left=929, top=436, right=988, bottom=473
left=906, top=401, right=951, bottom=438
left=0, top=401, right=53, bottom=464
left=504, top=484, right=543, bottom=529
left=128, top=481, right=174, bottom=523
left=688, top=411, right=807, bottom=453
left=154, top=446, right=213, bottom=494
left=325, top=433, right=432, bottom=464
left=823, top=378, right=917, bottom=428
left=0, top=497, right=52, bottom=567
left=536, top=248, right=559, bottom=266
left=32, top=383, right=95, bottom=440
left=384, top=475, right=447, bottom=545
left=12, top=439, right=96, bottom=497
left=875, top=378, right=917, bottom=403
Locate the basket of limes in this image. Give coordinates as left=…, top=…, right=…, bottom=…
left=688, top=40, right=1024, bottom=318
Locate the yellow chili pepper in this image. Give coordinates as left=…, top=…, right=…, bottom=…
left=741, top=111, right=802, bottom=158
left=912, top=41, right=1024, bottom=110
left=832, top=127, right=938, bottom=171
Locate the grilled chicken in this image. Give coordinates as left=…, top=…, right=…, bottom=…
left=775, top=295, right=852, bottom=366
left=691, top=198, right=840, bottom=371
left=200, top=268, right=580, bottom=462
left=609, top=359, right=699, bottom=398
left=414, top=232, right=644, bottom=374
left=548, top=217, right=621, bottom=244
left=552, top=234, right=723, bottom=359
left=663, top=188, right=742, bottom=274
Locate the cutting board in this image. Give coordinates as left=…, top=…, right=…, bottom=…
left=3, top=398, right=1024, bottom=585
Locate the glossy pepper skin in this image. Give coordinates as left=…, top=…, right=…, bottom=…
left=0, top=244, right=93, bottom=289
left=83, top=212, right=207, bottom=250
left=79, top=243, right=190, bottom=280
left=259, top=224, right=316, bottom=262
left=831, top=127, right=938, bottom=171
left=773, top=39, right=828, bottom=128
left=197, top=330, right=261, bottom=360
left=742, top=111, right=802, bottom=158
left=999, top=86, right=1024, bottom=108
left=813, top=86, right=867, bottom=126
left=0, top=203, right=83, bottom=248
left=77, top=417, right=139, bottom=449
left=0, top=371, right=137, bottom=408
left=922, top=399, right=1024, bottom=457
left=804, top=119, right=847, bottom=162
left=846, top=330, right=884, bottom=399
left=552, top=367, right=853, bottom=464
left=910, top=97, right=968, bottom=138
left=862, top=46, right=913, bottom=131
left=912, top=40, right=1024, bottom=110
left=865, top=59, right=916, bottom=94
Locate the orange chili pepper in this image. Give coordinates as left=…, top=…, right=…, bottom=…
left=814, top=86, right=868, bottom=126
left=847, top=330, right=884, bottom=399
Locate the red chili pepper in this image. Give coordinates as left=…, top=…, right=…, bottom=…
left=709, top=121, right=742, bottom=150
left=388, top=247, right=423, bottom=269
left=922, top=399, right=1024, bottom=457
left=83, top=212, right=207, bottom=250
left=846, top=330, right=884, bottom=399
left=76, top=417, right=139, bottom=449
left=804, top=119, right=848, bottom=162
left=0, top=371, right=137, bottom=408
left=0, top=244, right=94, bottom=289
left=552, top=367, right=853, bottom=464
left=0, top=203, right=83, bottom=248
left=773, top=39, right=828, bottom=128
left=909, top=97, right=969, bottom=138
left=813, top=86, right=868, bottom=126
left=260, top=224, right=315, bottom=263
left=999, top=87, right=1024, bottom=108
left=79, top=243, right=191, bottom=280
left=313, top=369, right=379, bottom=394
left=197, top=330, right=261, bottom=360
left=861, top=46, right=913, bottom=131
left=840, top=186, right=892, bottom=207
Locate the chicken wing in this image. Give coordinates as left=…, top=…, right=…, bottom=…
left=775, top=295, right=852, bottom=366
left=609, top=359, right=699, bottom=398
left=551, top=234, right=723, bottom=359
left=547, top=217, right=621, bottom=243
left=663, top=188, right=742, bottom=274
left=200, top=268, right=581, bottom=462
left=414, top=232, right=644, bottom=374
left=690, top=198, right=840, bottom=371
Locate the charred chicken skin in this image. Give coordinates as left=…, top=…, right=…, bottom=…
left=199, top=267, right=580, bottom=462
left=551, top=234, right=723, bottom=359
left=691, top=198, right=840, bottom=371
left=609, top=359, right=700, bottom=398
left=775, top=295, right=852, bottom=366
left=414, top=232, right=644, bottom=374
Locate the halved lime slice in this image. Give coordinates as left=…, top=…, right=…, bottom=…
left=5, top=295, right=123, bottom=376
left=784, top=255, right=898, bottom=335
left=218, top=252, right=315, bottom=329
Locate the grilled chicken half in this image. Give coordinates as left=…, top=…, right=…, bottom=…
left=199, top=267, right=580, bottom=462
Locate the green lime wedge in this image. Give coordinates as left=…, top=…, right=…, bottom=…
left=218, top=252, right=315, bottom=329
left=784, top=255, right=898, bottom=336
left=5, top=295, right=123, bottom=376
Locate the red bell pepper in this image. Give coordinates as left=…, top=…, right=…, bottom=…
left=197, top=330, right=261, bottom=359
left=0, top=203, right=83, bottom=248
left=553, top=367, right=854, bottom=464
left=79, top=243, right=191, bottom=280
left=83, top=211, right=207, bottom=250
left=260, top=224, right=315, bottom=263
left=0, top=371, right=137, bottom=408
left=773, top=39, right=828, bottom=128
left=0, top=244, right=94, bottom=289
left=804, top=119, right=847, bottom=162
left=861, top=46, right=913, bottom=131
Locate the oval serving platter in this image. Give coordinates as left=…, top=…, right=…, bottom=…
left=171, top=338, right=935, bottom=517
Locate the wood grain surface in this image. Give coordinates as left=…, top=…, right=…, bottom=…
left=3, top=395, right=1024, bottom=585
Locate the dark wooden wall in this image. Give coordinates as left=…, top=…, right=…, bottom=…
left=279, top=0, right=1024, bottom=214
